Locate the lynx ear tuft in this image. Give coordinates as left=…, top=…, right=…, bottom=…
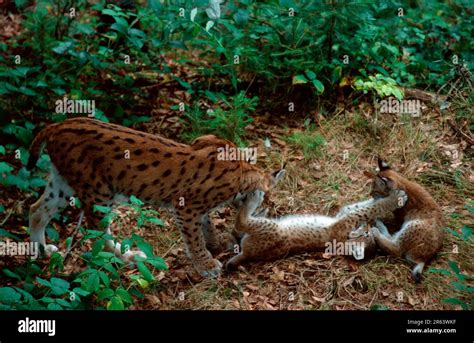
left=377, top=156, right=391, bottom=171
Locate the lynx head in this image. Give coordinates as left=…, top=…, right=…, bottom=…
left=232, top=167, right=286, bottom=209
left=363, top=157, right=406, bottom=199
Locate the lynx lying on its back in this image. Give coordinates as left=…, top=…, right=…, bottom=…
left=225, top=188, right=407, bottom=270
left=365, top=158, right=444, bottom=283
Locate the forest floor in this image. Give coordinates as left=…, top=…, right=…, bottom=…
left=2, top=93, right=472, bottom=310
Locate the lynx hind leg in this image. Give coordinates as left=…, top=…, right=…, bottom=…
left=29, top=166, right=74, bottom=256
left=371, top=227, right=402, bottom=257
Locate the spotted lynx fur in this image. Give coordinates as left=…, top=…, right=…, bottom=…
left=27, top=117, right=283, bottom=277
left=365, top=158, right=444, bottom=282
left=225, top=187, right=407, bottom=270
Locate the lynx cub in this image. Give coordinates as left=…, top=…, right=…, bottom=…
left=365, top=158, right=444, bottom=283
left=225, top=187, right=407, bottom=270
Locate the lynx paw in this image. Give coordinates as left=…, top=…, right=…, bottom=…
left=393, top=189, right=408, bottom=208
left=197, top=259, right=222, bottom=278
left=349, top=224, right=368, bottom=238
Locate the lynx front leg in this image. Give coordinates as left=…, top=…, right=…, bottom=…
left=175, top=208, right=222, bottom=277
left=336, top=199, right=374, bottom=218
left=201, top=213, right=222, bottom=253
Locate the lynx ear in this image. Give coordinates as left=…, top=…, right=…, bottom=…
left=377, top=156, right=391, bottom=171
left=363, top=170, right=376, bottom=179
left=271, top=169, right=286, bottom=186
left=380, top=176, right=395, bottom=188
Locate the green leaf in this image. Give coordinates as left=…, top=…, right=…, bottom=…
left=443, top=298, right=467, bottom=310
left=0, top=161, right=14, bottom=174
left=0, top=287, right=21, bottom=303
left=450, top=282, right=467, bottom=291
left=98, top=271, right=110, bottom=288
left=93, top=205, right=111, bottom=214
left=56, top=298, right=72, bottom=308
left=233, top=9, right=249, bottom=25
left=72, top=287, right=90, bottom=297
left=145, top=216, right=164, bottom=225
left=0, top=146, right=5, bottom=155
left=136, top=240, right=153, bottom=257
left=97, top=288, right=114, bottom=301
left=305, top=70, right=316, bottom=80
left=190, top=8, right=197, bottom=22
left=448, top=261, right=460, bottom=275
left=36, top=277, right=51, bottom=288
left=292, top=75, right=308, bottom=85
left=116, top=288, right=133, bottom=304
left=205, top=20, right=214, bottom=32
left=85, top=272, right=100, bottom=293
left=50, top=277, right=70, bottom=295
left=111, top=17, right=129, bottom=34
left=52, top=41, right=74, bottom=55
left=0, top=229, right=20, bottom=240
left=3, top=269, right=21, bottom=280
left=461, top=226, right=472, bottom=240
left=47, top=303, right=63, bottom=310
left=311, top=79, right=325, bottom=93
left=92, top=239, right=105, bottom=256
left=129, top=195, right=143, bottom=206
left=428, top=268, right=450, bottom=275
left=370, top=304, right=389, bottom=311
left=107, top=296, right=125, bottom=310
left=147, top=257, right=168, bottom=270
left=137, top=261, right=154, bottom=282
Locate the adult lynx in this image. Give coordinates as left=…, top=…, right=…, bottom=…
left=27, top=118, right=284, bottom=277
